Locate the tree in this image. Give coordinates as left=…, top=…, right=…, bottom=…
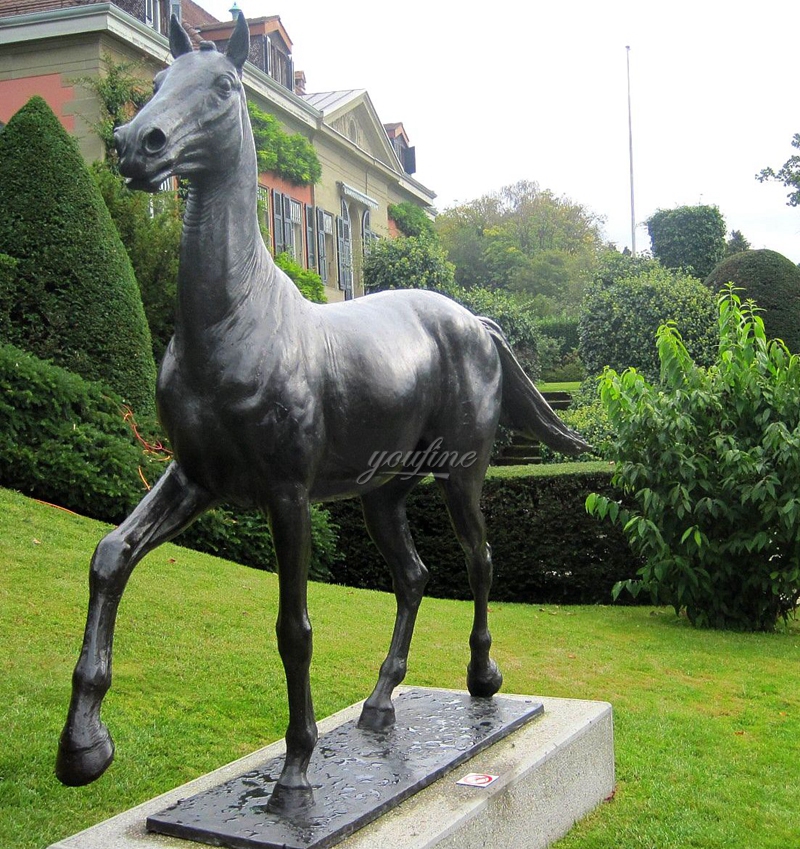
left=579, top=265, right=718, bottom=381
left=724, top=229, right=750, bottom=257
left=705, top=249, right=800, bottom=352
left=756, top=133, right=800, bottom=207
left=645, top=205, right=726, bottom=279
left=436, top=180, right=604, bottom=313
left=0, top=97, right=156, bottom=414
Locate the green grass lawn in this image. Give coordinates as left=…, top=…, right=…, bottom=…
left=1, top=487, right=798, bottom=848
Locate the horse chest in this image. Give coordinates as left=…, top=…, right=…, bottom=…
left=157, top=352, right=318, bottom=500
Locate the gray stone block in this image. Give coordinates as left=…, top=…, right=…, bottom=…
left=48, top=690, right=614, bottom=849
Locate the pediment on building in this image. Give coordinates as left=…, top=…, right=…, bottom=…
left=303, top=89, right=402, bottom=173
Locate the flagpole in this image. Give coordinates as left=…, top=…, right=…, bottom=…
left=626, top=45, right=636, bottom=256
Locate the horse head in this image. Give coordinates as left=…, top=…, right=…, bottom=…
left=115, top=13, right=251, bottom=192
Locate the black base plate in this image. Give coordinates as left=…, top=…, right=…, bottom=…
left=147, top=689, right=543, bottom=849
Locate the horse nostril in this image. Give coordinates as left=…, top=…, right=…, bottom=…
left=142, top=127, right=167, bottom=155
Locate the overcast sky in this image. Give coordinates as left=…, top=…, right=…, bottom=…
left=199, top=0, right=800, bottom=263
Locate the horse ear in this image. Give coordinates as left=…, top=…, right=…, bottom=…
left=170, top=14, right=193, bottom=58
left=226, top=12, right=250, bottom=73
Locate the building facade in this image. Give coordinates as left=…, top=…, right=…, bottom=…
left=0, top=0, right=435, bottom=301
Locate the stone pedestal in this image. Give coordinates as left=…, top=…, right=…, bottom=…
left=48, top=690, right=614, bottom=849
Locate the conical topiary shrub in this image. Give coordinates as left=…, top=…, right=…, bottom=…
left=705, top=249, right=800, bottom=352
left=0, top=96, right=156, bottom=414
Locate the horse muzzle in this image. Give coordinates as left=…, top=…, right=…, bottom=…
left=114, top=123, right=174, bottom=193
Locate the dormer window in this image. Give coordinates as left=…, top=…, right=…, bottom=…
left=145, top=0, right=160, bottom=32
left=384, top=122, right=416, bottom=175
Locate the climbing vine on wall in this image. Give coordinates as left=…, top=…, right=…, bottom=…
left=248, top=101, right=321, bottom=186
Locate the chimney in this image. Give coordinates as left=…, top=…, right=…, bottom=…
left=294, top=70, right=307, bottom=96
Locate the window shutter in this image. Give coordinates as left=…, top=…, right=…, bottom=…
left=336, top=215, right=353, bottom=297
left=283, top=194, right=294, bottom=256
left=272, top=189, right=285, bottom=255
left=305, top=204, right=316, bottom=270
left=316, top=207, right=327, bottom=283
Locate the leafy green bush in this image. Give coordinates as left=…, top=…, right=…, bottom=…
left=579, top=265, right=718, bottom=381
left=388, top=201, right=436, bottom=240
left=534, top=314, right=584, bottom=381
left=0, top=342, right=156, bottom=522
left=92, top=162, right=182, bottom=362
left=274, top=251, right=326, bottom=303
left=326, top=464, right=639, bottom=604
left=0, top=97, right=156, bottom=414
left=705, top=249, right=800, bottom=352
left=587, top=288, right=800, bottom=631
left=540, top=391, right=614, bottom=464
left=0, top=343, right=339, bottom=580
left=363, top=235, right=455, bottom=293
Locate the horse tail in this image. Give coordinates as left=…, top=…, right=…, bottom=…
left=479, top=317, right=591, bottom=456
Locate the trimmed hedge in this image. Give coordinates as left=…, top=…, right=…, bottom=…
left=0, top=97, right=156, bottom=415
left=326, top=463, right=641, bottom=604
left=705, top=249, right=800, bottom=352
left=0, top=343, right=338, bottom=580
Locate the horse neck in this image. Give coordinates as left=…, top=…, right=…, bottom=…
left=175, top=107, right=300, bottom=346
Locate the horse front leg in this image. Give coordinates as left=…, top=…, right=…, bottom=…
left=265, top=485, right=317, bottom=813
left=56, top=463, right=214, bottom=786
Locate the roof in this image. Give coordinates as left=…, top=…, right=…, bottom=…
left=0, top=0, right=219, bottom=25
left=0, top=0, right=100, bottom=15
left=182, top=0, right=219, bottom=28
left=302, top=90, right=366, bottom=114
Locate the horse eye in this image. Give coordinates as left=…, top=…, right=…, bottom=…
left=217, top=77, right=233, bottom=95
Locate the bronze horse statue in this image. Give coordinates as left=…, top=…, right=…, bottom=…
left=56, top=13, right=588, bottom=809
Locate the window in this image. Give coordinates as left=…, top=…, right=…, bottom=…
left=337, top=200, right=353, bottom=299
left=290, top=199, right=303, bottom=261
left=145, top=0, right=160, bottom=31
left=272, top=190, right=294, bottom=256
left=316, top=208, right=334, bottom=285
left=362, top=209, right=378, bottom=255
left=258, top=186, right=270, bottom=234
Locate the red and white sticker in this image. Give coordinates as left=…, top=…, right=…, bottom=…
left=456, top=772, right=499, bottom=788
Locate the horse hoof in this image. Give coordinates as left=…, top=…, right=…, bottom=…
left=267, top=782, right=315, bottom=815
left=467, top=660, right=503, bottom=698
left=357, top=702, right=396, bottom=732
left=55, top=724, right=115, bottom=787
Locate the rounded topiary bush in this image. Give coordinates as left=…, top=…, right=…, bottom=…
left=0, top=96, right=156, bottom=414
left=705, top=249, right=800, bottom=352
left=579, top=265, right=718, bottom=381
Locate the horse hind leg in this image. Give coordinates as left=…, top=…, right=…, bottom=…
left=437, top=474, right=503, bottom=698
left=358, top=477, right=428, bottom=731
left=56, top=462, right=214, bottom=786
